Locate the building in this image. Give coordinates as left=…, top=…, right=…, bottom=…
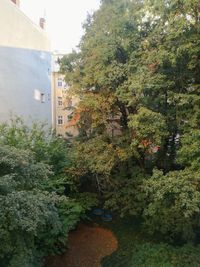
left=52, top=53, right=79, bottom=138
left=0, top=0, right=52, bottom=125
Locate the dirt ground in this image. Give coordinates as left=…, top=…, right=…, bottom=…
left=46, top=224, right=118, bottom=267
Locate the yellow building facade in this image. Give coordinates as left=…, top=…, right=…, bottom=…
left=52, top=54, right=79, bottom=138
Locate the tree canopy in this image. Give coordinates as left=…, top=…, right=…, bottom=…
left=60, top=0, right=200, bottom=242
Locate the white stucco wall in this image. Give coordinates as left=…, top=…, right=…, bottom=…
left=0, top=46, right=52, bottom=124
left=0, top=0, right=52, bottom=125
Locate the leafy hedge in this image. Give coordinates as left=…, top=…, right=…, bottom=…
left=131, top=243, right=200, bottom=267
left=0, top=120, right=97, bottom=266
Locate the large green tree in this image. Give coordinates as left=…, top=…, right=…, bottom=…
left=60, top=0, right=200, bottom=241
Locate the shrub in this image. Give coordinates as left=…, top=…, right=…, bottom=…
left=131, top=243, right=200, bottom=267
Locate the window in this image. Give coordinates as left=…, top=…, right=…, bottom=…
left=57, top=116, right=63, bottom=125
left=41, top=93, right=45, bottom=103
left=57, top=78, right=63, bottom=87
left=57, top=96, right=62, bottom=106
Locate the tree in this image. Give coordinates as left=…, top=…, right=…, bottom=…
left=60, top=0, right=200, bottom=242
left=143, top=169, right=200, bottom=241
left=0, top=122, right=97, bottom=266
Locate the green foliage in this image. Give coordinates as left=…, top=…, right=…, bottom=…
left=0, top=0, right=198, bottom=264
left=0, top=144, right=81, bottom=267
left=101, top=218, right=144, bottom=267
left=177, top=129, right=200, bottom=170
left=105, top=167, right=147, bottom=217
left=102, top=219, right=200, bottom=267
left=0, top=118, right=68, bottom=174
left=142, top=169, right=200, bottom=241
left=74, top=136, right=122, bottom=175
left=0, top=191, right=60, bottom=264
left=131, top=243, right=200, bottom=267
left=0, top=121, right=97, bottom=266
left=60, top=0, right=200, bottom=247
left=0, top=145, right=51, bottom=191
left=104, top=167, right=200, bottom=242
left=128, top=107, right=168, bottom=157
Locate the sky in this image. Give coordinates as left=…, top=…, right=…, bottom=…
left=20, top=0, right=100, bottom=53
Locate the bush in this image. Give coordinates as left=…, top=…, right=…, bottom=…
left=0, top=121, right=98, bottom=266
left=0, top=144, right=83, bottom=267
left=142, top=169, right=200, bottom=242
left=0, top=118, right=68, bottom=174
left=131, top=243, right=200, bottom=267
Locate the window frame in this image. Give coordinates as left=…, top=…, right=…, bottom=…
left=57, top=96, right=63, bottom=106
left=41, top=93, right=45, bottom=103
left=57, top=115, right=63, bottom=125
left=57, top=78, right=63, bottom=87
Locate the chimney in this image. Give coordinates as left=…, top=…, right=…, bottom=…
left=11, top=0, right=20, bottom=7
left=39, top=18, right=46, bottom=30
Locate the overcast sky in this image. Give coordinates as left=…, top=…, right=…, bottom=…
left=20, top=0, right=100, bottom=53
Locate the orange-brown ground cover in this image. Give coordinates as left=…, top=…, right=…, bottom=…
left=46, top=224, right=118, bottom=267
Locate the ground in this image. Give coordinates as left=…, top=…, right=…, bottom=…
left=46, top=224, right=118, bottom=267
